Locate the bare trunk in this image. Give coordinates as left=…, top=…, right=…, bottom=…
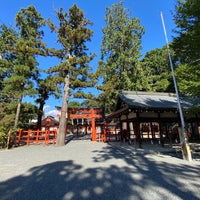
left=56, top=75, right=69, bottom=146
left=14, top=97, right=22, bottom=128
left=37, top=101, right=45, bottom=130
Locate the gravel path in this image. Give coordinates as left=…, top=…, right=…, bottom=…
left=0, top=138, right=200, bottom=200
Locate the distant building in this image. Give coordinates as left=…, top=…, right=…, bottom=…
left=41, top=116, right=59, bottom=131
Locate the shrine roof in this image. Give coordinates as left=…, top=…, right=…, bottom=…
left=119, top=91, right=195, bottom=110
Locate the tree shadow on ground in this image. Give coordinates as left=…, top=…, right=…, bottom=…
left=0, top=144, right=200, bottom=200
left=0, top=160, right=139, bottom=200
left=91, top=144, right=200, bottom=200
left=65, top=134, right=91, bottom=144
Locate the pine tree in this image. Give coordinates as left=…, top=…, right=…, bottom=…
left=48, top=5, right=95, bottom=146
left=10, top=6, right=46, bottom=128
left=35, top=76, right=60, bottom=130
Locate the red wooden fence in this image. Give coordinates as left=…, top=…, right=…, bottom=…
left=16, top=129, right=57, bottom=146
left=14, top=128, right=121, bottom=146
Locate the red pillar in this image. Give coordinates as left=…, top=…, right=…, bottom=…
left=104, top=121, right=107, bottom=142
left=91, top=110, right=96, bottom=141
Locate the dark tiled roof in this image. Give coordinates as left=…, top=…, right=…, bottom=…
left=119, top=91, right=194, bottom=109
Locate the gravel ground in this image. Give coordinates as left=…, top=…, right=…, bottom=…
left=0, top=136, right=200, bottom=200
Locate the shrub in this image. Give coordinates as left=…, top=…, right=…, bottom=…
left=0, top=126, right=8, bottom=149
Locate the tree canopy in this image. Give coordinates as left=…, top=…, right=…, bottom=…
left=140, top=46, right=174, bottom=93
left=97, top=1, right=145, bottom=113
left=0, top=6, right=46, bottom=128
left=48, top=5, right=95, bottom=145
left=172, top=0, right=200, bottom=97
left=173, top=0, right=200, bottom=63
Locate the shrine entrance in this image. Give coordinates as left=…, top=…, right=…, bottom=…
left=57, top=107, right=103, bottom=141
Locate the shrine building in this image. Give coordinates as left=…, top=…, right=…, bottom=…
left=107, top=91, right=200, bottom=145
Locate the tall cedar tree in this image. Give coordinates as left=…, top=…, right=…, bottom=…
left=2, top=6, right=46, bottom=128
left=48, top=5, right=95, bottom=146
left=173, top=0, right=200, bottom=97
left=173, top=0, right=200, bottom=63
left=98, top=1, right=144, bottom=114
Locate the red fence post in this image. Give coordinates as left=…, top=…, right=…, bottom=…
left=27, top=130, right=30, bottom=145
left=36, top=130, right=39, bottom=145
left=17, top=130, right=22, bottom=145
left=103, top=121, right=107, bottom=142
left=91, top=110, right=96, bottom=141
left=45, top=130, right=49, bottom=145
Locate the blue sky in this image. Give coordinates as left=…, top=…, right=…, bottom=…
left=0, top=0, right=176, bottom=117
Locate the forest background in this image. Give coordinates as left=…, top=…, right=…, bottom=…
left=0, top=0, right=199, bottom=146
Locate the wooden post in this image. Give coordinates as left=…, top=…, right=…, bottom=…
left=44, top=130, right=46, bottom=145
left=91, top=110, right=96, bottom=141
left=36, top=130, right=39, bottom=145
left=17, top=130, right=22, bottom=146
left=103, top=121, right=106, bottom=142
left=136, top=112, right=142, bottom=148
left=129, top=121, right=134, bottom=144
left=27, top=130, right=30, bottom=145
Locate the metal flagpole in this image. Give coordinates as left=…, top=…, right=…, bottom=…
left=160, top=12, right=192, bottom=161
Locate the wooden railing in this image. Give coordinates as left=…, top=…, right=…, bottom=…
left=105, top=131, right=120, bottom=142
left=96, top=129, right=120, bottom=143
left=16, top=129, right=57, bottom=146
left=12, top=128, right=121, bottom=146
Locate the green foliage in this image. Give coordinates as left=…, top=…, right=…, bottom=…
left=173, top=0, right=200, bottom=63
left=0, top=100, right=38, bottom=130
left=0, top=101, right=16, bottom=129
left=0, top=126, right=8, bottom=148
left=47, top=5, right=96, bottom=98
left=0, top=126, right=20, bottom=149
left=98, top=1, right=144, bottom=113
left=18, top=102, right=38, bottom=129
left=68, top=101, right=81, bottom=108
left=15, top=5, right=46, bottom=52
left=35, top=76, right=61, bottom=129
left=47, top=5, right=96, bottom=145
left=0, top=6, right=47, bottom=128
left=140, top=46, right=174, bottom=92
left=172, top=0, right=200, bottom=97
left=81, top=99, right=102, bottom=108
left=175, top=63, right=200, bottom=96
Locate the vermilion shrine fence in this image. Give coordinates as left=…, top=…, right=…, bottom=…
left=10, top=108, right=121, bottom=146
left=14, top=125, right=121, bottom=146
left=15, top=129, right=57, bottom=146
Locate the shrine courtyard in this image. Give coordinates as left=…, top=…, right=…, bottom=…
left=0, top=136, right=200, bottom=200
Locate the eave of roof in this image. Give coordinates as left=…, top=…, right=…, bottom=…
left=120, top=91, right=194, bottom=110
left=107, top=106, right=129, bottom=118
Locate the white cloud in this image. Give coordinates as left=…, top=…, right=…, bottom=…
left=44, top=105, right=50, bottom=111
left=44, top=105, right=60, bottom=120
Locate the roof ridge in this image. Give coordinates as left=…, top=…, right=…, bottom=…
left=121, top=90, right=176, bottom=97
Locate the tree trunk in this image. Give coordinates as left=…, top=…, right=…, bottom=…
left=14, top=97, right=22, bottom=128
left=56, top=74, right=69, bottom=146
left=37, top=101, right=45, bottom=130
